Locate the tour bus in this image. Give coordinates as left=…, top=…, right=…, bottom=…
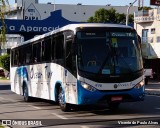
left=10, top=23, right=145, bottom=112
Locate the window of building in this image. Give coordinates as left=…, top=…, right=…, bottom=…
left=151, top=28, right=155, bottom=34
left=157, top=36, right=160, bottom=43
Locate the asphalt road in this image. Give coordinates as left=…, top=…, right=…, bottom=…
left=0, top=81, right=160, bottom=128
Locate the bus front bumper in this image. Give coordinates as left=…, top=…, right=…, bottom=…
left=77, top=81, right=145, bottom=105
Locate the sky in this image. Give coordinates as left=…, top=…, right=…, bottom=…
left=8, top=0, right=152, bottom=6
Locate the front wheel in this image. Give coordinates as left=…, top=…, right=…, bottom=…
left=58, top=86, right=71, bottom=112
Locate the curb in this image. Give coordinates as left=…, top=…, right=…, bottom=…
left=0, top=80, right=10, bottom=84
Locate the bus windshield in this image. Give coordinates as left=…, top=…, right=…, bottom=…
left=77, top=30, right=143, bottom=75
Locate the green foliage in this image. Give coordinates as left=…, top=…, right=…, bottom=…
left=0, top=0, right=9, bottom=46
left=138, top=6, right=152, bottom=11
left=87, top=8, right=134, bottom=24
left=115, top=13, right=126, bottom=24
left=128, top=14, right=134, bottom=24
left=0, top=54, right=10, bottom=71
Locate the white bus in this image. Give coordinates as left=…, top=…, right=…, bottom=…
left=10, top=23, right=145, bottom=111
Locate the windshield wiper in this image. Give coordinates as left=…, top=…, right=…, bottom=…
left=97, top=43, right=114, bottom=74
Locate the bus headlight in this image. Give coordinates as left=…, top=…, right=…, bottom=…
left=81, top=82, right=97, bottom=92
left=134, top=80, right=145, bottom=89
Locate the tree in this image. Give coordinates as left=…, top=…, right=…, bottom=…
left=138, top=6, right=152, bottom=11
left=87, top=8, right=134, bottom=24
left=0, top=54, right=10, bottom=71
left=128, top=14, right=134, bottom=24
left=0, top=0, right=9, bottom=47
left=115, top=13, right=126, bottom=24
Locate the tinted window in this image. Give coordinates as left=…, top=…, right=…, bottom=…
left=33, top=42, right=41, bottom=63
left=24, top=45, right=32, bottom=64
left=55, top=35, right=64, bottom=59
left=42, top=38, right=51, bottom=62
left=52, top=38, right=56, bottom=60
left=14, top=50, right=19, bottom=66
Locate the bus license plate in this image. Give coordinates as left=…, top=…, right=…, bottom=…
left=111, top=96, right=122, bottom=101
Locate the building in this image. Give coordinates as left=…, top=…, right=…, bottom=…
left=134, top=7, right=160, bottom=78
left=8, top=0, right=138, bottom=21
left=1, top=0, right=138, bottom=55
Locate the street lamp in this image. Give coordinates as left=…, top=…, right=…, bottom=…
left=126, top=0, right=137, bottom=26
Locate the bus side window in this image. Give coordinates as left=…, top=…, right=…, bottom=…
left=66, top=40, right=72, bottom=72
left=25, top=45, right=32, bottom=64
left=51, top=37, right=56, bottom=61
left=11, top=50, right=14, bottom=66
left=55, top=35, right=64, bottom=65
left=55, top=35, right=64, bottom=59
left=14, top=50, right=19, bottom=66
left=33, top=42, right=41, bottom=63
left=42, top=38, right=51, bottom=62
left=19, top=48, right=24, bottom=65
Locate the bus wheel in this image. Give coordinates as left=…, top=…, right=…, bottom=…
left=23, top=85, right=31, bottom=102
left=58, top=86, right=71, bottom=112
left=108, top=102, right=120, bottom=110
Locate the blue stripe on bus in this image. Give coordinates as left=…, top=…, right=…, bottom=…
left=16, top=66, right=29, bottom=80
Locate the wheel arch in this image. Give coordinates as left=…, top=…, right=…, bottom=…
left=54, top=81, right=63, bottom=102
left=22, top=80, right=28, bottom=96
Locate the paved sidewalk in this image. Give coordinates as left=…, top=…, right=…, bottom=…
left=0, top=79, right=10, bottom=84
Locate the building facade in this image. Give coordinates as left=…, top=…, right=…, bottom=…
left=134, top=8, right=160, bottom=59
left=8, top=0, right=138, bottom=21
left=134, top=7, right=160, bottom=78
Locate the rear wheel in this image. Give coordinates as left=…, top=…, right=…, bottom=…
left=23, top=85, right=31, bottom=102
left=58, top=86, right=71, bottom=112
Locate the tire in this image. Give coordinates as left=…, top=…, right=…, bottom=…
left=23, top=85, right=31, bottom=102
left=58, top=86, right=71, bottom=112
left=108, top=102, right=120, bottom=110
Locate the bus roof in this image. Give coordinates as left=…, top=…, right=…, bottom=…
left=11, top=23, right=133, bottom=49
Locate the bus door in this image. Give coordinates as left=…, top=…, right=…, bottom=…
left=65, top=39, right=77, bottom=103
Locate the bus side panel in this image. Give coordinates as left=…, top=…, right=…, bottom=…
left=27, top=63, right=65, bottom=101
left=46, top=63, right=65, bottom=101
left=64, top=69, right=77, bottom=104
left=49, top=63, right=78, bottom=103
left=10, top=66, right=24, bottom=95
left=10, top=63, right=78, bottom=104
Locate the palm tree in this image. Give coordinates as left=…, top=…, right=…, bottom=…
left=0, top=0, right=9, bottom=47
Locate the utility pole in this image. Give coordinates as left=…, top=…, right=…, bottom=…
left=53, top=0, right=56, bottom=11
left=126, top=0, right=137, bottom=26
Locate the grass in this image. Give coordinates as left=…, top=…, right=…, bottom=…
left=0, top=77, right=9, bottom=80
